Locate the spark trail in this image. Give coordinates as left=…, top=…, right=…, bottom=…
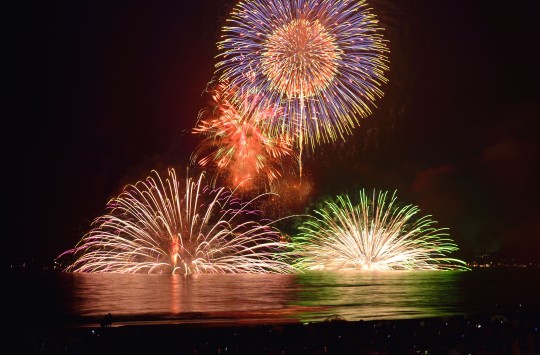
left=58, top=169, right=295, bottom=274
left=291, top=189, right=469, bottom=271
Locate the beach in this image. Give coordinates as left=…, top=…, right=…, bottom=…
left=9, top=310, right=540, bottom=354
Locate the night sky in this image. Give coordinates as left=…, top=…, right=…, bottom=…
left=8, top=0, right=540, bottom=268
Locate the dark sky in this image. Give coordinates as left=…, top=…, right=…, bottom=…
left=8, top=0, right=540, bottom=268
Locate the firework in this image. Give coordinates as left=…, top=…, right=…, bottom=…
left=255, top=173, right=314, bottom=220
left=192, top=82, right=295, bottom=192
left=216, top=0, right=389, bottom=148
left=57, top=169, right=295, bottom=274
left=290, top=189, right=469, bottom=271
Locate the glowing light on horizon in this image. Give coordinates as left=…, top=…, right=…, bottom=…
left=192, top=82, right=296, bottom=192
left=216, top=0, right=389, bottom=149
left=290, top=189, right=470, bottom=271
left=57, top=169, right=295, bottom=274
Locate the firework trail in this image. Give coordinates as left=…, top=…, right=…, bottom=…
left=216, top=0, right=389, bottom=150
left=290, top=189, right=469, bottom=271
left=192, top=82, right=296, bottom=192
left=57, top=169, right=295, bottom=274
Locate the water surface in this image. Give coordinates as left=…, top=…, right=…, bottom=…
left=10, top=268, right=540, bottom=327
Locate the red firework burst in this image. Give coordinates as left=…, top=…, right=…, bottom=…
left=192, top=83, right=296, bottom=192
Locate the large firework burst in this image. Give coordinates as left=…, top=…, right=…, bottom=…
left=291, top=189, right=469, bottom=271
left=192, top=82, right=295, bottom=192
left=57, top=169, right=295, bottom=274
left=216, top=0, right=389, bottom=148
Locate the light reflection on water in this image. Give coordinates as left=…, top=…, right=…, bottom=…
left=291, top=270, right=463, bottom=321
left=64, top=271, right=463, bottom=324
left=12, top=269, right=540, bottom=327
left=70, top=273, right=298, bottom=321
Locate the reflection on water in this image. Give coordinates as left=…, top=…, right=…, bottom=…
left=11, top=269, right=540, bottom=327
left=70, top=273, right=297, bottom=322
left=292, top=271, right=463, bottom=321
left=62, top=270, right=466, bottom=324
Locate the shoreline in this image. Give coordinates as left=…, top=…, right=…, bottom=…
left=10, top=310, right=540, bottom=354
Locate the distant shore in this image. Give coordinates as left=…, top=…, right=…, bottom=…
left=9, top=309, right=540, bottom=354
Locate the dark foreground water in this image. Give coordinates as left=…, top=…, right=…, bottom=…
left=9, top=268, right=540, bottom=328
